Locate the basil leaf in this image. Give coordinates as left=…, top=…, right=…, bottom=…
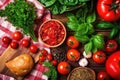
left=67, top=13, right=79, bottom=31
left=77, top=23, right=89, bottom=35
left=86, top=23, right=94, bottom=35
left=96, top=21, right=114, bottom=29
left=79, top=0, right=90, bottom=2
left=49, top=2, right=67, bottom=14
left=39, top=0, right=56, bottom=7
left=59, top=0, right=78, bottom=6
left=92, top=34, right=104, bottom=49
left=74, top=33, right=89, bottom=43
left=109, top=27, right=119, bottom=39
left=84, top=41, right=92, bottom=54
left=86, top=12, right=96, bottom=23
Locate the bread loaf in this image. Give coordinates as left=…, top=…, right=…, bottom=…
left=5, top=54, right=34, bottom=76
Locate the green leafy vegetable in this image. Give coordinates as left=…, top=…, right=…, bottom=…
left=38, top=0, right=90, bottom=14
left=0, top=0, right=37, bottom=41
left=43, top=61, right=57, bottom=80
left=109, top=27, right=119, bottom=39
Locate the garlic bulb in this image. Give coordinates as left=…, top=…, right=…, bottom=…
left=79, top=58, right=88, bottom=67
left=83, top=51, right=92, bottom=58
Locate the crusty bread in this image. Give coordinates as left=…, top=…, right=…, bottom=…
left=5, top=54, right=34, bottom=76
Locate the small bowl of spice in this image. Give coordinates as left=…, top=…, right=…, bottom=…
left=67, top=67, right=96, bottom=80
left=38, top=19, right=66, bottom=48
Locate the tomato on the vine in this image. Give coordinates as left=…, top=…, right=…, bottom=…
left=10, top=41, right=19, bottom=49
left=57, top=61, right=71, bottom=75
left=66, top=36, right=79, bottom=48
left=21, top=39, right=30, bottom=47
left=97, top=71, right=110, bottom=80
left=29, top=44, right=38, bottom=53
left=92, top=50, right=106, bottom=64
left=67, top=49, right=80, bottom=62
left=97, top=0, right=120, bottom=22
left=2, top=36, right=11, bottom=44
left=46, top=54, right=53, bottom=61
left=12, top=31, right=23, bottom=41
left=105, top=40, right=118, bottom=52
left=51, top=60, right=57, bottom=66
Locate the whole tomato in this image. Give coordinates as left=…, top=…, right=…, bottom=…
left=12, top=31, right=23, bottom=41
left=67, top=49, right=80, bottom=62
left=51, top=60, right=57, bottom=66
left=57, top=61, right=71, bottom=75
left=97, top=0, right=120, bottom=22
left=92, top=50, right=106, bottom=64
left=21, top=39, right=30, bottom=47
left=105, top=40, right=118, bottom=52
left=106, top=51, right=120, bottom=80
left=40, top=49, right=48, bottom=56
left=10, top=41, right=19, bottom=49
left=97, top=71, right=111, bottom=80
left=66, top=36, right=79, bottom=48
left=2, top=36, right=11, bottom=44
left=46, top=54, right=53, bottom=61
left=29, top=44, right=38, bottom=53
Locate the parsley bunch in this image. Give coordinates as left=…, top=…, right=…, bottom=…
left=0, top=0, right=37, bottom=41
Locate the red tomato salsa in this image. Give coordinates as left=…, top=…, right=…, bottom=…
left=40, top=20, right=65, bottom=46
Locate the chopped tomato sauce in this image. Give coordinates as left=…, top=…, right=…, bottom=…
left=40, top=21, right=65, bottom=46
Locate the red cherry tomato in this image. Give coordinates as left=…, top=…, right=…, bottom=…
left=46, top=54, right=53, bottom=61
left=40, top=49, right=48, bottom=56
left=2, top=36, right=11, bottom=44
left=21, top=39, right=30, bottom=47
left=66, top=36, right=79, bottom=48
left=51, top=60, right=57, bottom=66
left=67, top=49, right=80, bottom=62
left=97, top=0, right=120, bottom=22
left=92, top=50, right=106, bottom=64
left=12, top=31, right=23, bottom=41
left=10, top=41, right=19, bottom=49
left=39, top=55, right=45, bottom=62
left=57, top=61, right=71, bottom=75
left=29, top=44, right=38, bottom=53
left=97, top=71, right=111, bottom=80
left=105, top=40, right=118, bottom=52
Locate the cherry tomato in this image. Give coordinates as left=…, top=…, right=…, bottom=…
left=29, top=44, right=38, bottom=53
left=92, top=50, right=106, bottom=64
left=10, top=41, right=19, bottom=49
left=39, top=55, right=45, bottom=62
left=40, top=49, right=48, bottom=56
left=97, top=0, right=120, bottom=22
left=21, top=39, right=30, bottom=47
left=97, top=71, right=111, bottom=80
left=57, top=61, right=71, bottom=75
left=46, top=54, right=53, bottom=61
left=51, top=60, right=57, bottom=66
left=105, top=40, right=118, bottom=52
left=2, top=36, right=11, bottom=44
left=12, top=31, right=23, bottom=41
left=67, top=49, right=80, bottom=62
left=66, top=36, right=79, bottom=48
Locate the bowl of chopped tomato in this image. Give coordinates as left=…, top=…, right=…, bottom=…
left=38, top=19, right=66, bottom=48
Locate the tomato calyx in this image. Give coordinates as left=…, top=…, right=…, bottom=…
left=104, top=1, right=120, bottom=13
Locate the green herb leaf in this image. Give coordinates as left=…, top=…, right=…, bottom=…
left=39, top=0, right=56, bottom=7
left=92, top=34, right=104, bottom=50
left=79, top=0, right=90, bottom=2
left=96, top=21, right=114, bottom=29
left=86, top=12, right=96, bottom=23
left=67, top=13, right=79, bottom=31
left=84, top=41, right=92, bottom=54
left=74, top=33, right=89, bottom=43
left=59, top=0, right=78, bottom=6
left=109, top=27, right=119, bottom=39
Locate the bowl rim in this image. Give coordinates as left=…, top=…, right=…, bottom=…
left=67, top=67, right=96, bottom=80
left=38, top=19, right=66, bottom=48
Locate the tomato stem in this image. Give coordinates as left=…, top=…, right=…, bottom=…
left=109, top=2, right=120, bottom=11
